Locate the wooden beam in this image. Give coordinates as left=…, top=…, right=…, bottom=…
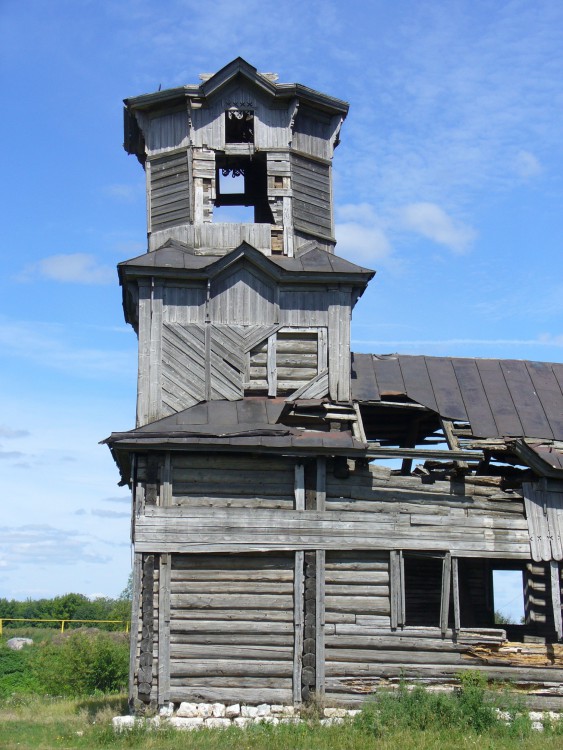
left=550, top=561, right=562, bottom=641
left=366, top=446, right=482, bottom=461
left=158, top=553, right=171, bottom=705
left=441, top=418, right=469, bottom=470
left=315, top=549, right=325, bottom=697
left=293, top=550, right=304, bottom=705
left=452, top=557, right=460, bottom=636
left=128, top=553, right=142, bottom=708
left=294, top=463, right=305, bottom=511
left=441, top=553, right=452, bottom=637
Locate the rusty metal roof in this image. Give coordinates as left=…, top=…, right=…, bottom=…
left=352, top=353, right=563, bottom=441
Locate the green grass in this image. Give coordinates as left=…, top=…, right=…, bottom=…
left=2, top=633, right=563, bottom=749
left=1, top=689, right=563, bottom=750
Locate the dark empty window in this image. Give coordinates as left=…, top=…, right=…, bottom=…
left=225, top=110, right=254, bottom=143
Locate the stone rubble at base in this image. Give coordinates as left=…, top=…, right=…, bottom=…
left=112, top=703, right=563, bottom=732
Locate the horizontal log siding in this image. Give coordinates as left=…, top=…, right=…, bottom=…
left=172, top=454, right=295, bottom=509
left=291, top=153, right=332, bottom=239
left=149, top=153, right=190, bottom=231
left=168, top=552, right=294, bottom=705
left=135, top=503, right=531, bottom=558
left=276, top=330, right=319, bottom=393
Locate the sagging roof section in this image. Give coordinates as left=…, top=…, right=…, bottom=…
left=352, top=353, right=563, bottom=441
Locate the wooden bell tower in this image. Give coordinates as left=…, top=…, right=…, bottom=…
left=123, top=57, right=348, bottom=257
left=110, top=59, right=374, bottom=711
left=120, top=59, right=373, bottom=426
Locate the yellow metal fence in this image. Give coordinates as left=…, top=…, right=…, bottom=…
left=0, top=618, right=130, bottom=635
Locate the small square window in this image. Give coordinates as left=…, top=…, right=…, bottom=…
left=225, top=110, right=254, bottom=144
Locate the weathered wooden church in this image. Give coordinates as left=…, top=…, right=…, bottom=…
left=106, top=58, right=563, bottom=712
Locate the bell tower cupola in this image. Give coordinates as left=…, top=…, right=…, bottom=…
left=123, top=57, right=349, bottom=256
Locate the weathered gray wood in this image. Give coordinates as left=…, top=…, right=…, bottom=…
left=169, top=686, right=292, bottom=703
left=171, top=594, right=292, bottom=610
left=171, top=618, right=293, bottom=632
left=267, top=333, right=277, bottom=396
left=294, top=550, right=304, bottom=704
left=390, top=551, right=399, bottom=629
left=158, top=553, right=171, bottom=704
left=136, top=282, right=152, bottom=426
left=171, top=581, right=294, bottom=594
left=550, top=560, right=562, bottom=640
left=316, top=549, right=325, bottom=696
left=128, top=553, right=142, bottom=706
left=171, top=660, right=292, bottom=678
left=171, top=632, right=293, bottom=646
left=440, top=553, right=452, bottom=637
left=294, top=464, right=305, bottom=511
left=452, top=557, right=460, bottom=634
left=171, top=644, right=293, bottom=660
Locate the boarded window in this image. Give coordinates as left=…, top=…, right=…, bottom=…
left=276, top=330, right=318, bottom=393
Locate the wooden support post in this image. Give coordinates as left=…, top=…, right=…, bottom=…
left=293, top=550, right=304, bottom=705
left=440, top=553, right=452, bottom=637
left=267, top=333, right=277, bottom=397
left=316, top=457, right=326, bottom=511
left=161, top=453, right=172, bottom=508
left=315, top=549, right=325, bottom=697
left=550, top=561, right=562, bottom=641
left=441, top=418, right=469, bottom=470
left=128, top=553, right=142, bottom=709
left=390, top=550, right=400, bottom=630
left=399, top=550, right=405, bottom=626
left=294, top=463, right=305, bottom=511
left=452, top=557, right=460, bottom=636
left=158, top=554, right=171, bottom=705
left=148, top=282, right=163, bottom=423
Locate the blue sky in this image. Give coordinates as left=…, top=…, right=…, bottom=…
left=1, top=1, right=562, bottom=617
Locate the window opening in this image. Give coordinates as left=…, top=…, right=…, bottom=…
left=403, top=553, right=443, bottom=627
left=225, top=109, right=254, bottom=143
left=214, top=154, right=273, bottom=224
left=493, top=569, right=525, bottom=625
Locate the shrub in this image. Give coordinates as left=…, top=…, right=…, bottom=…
left=0, top=645, right=41, bottom=698
left=355, top=672, right=497, bottom=736
left=31, top=631, right=129, bottom=696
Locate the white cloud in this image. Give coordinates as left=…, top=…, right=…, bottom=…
left=102, top=183, right=139, bottom=202
left=0, top=425, right=29, bottom=439
left=514, top=150, right=542, bottom=179
left=19, top=254, right=114, bottom=285
left=0, top=525, right=111, bottom=569
left=0, top=317, right=136, bottom=380
left=335, top=203, right=392, bottom=264
left=91, top=509, right=130, bottom=519
left=401, top=202, right=476, bottom=254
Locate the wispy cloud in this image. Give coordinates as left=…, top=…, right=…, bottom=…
left=0, top=426, right=30, bottom=439
left=91, top=509, right=130, bottom=519
left=102, top=496, right=130, bottom=504
left=335, top=203, right=392, bottom=264
left=0, top=525, right=111, bottom=569
left=401, top=202, right=476, bottom=254
left=514, top=150, right=542, bottom=179
left=0, top=450, right=25, bottom=460
left=102, top=184, right=139, bottom=203
left=0, top=317, right=136, bottom=380
left=352, top=337, right=563, bottom=348
left=19, top=254, right=114, bottom=285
